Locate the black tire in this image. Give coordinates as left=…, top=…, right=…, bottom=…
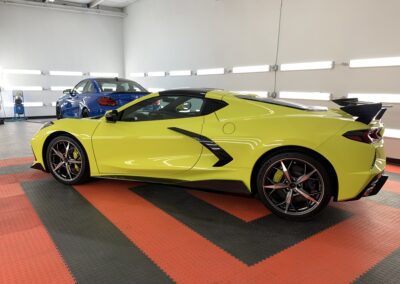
left=256, top=152, right=332, bottom=220
left=81, top=108, right=89, bottom=118
left=46, top=135, right=91, bottom=185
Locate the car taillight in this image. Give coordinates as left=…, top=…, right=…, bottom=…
left=343, top=128, right=383, bottom=144
left=97, top=97, right=117, bottom=106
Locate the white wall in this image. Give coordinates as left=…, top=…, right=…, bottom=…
left=0, top=4, right=124, bottom=117
left=123, top=0, right=280, bottom=91
left=123, top=0, right=400, bottom=158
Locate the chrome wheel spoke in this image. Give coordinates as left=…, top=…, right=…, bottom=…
left=297, top=169, right=317, bottom=184
left=280, top=161, right=291, bottom=182
left=263, top=183, right=288, bottom=190
left=68, top=159, right=82, bottom=164
left=65, top=142, right=70, bottom=158
left=295, top=187, right=319, bottom=204
left=52, top=148, right=64, bottom=159
left=285, top=189, right=293, bottom=213
left=53, top=161, right=64, bottom=171
left=65, top=163, right=72, bottom=179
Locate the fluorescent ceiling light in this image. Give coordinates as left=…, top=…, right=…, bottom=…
left=4, top=86, right=43, bottom=91
left=130, top=72, right=145, bottom=78
left=24, top=102, right=44, bottom=107
left=234, top=91, right=269, bottom=97
left=280, top=61, right=333, bottom=71
left=384, top=128, right=400, bottom=139
left=50, top=86, right=73, bottom=91
left=279, top=91, right=331, bottom=101
left=89, top=72, right=118, bottom=77
left=51, top=102, right=57, bottom=107
left=49, top=71, right=83, bottom=76
left=196, top=68, right=225, bottom=75
left=349, top=57, right=400, bottom=68
left=3, top=69, right=41, bottom=75
left=148, top=88, right=166, bottom=93
left=147, top=71, right=166, bottom=77
left=348, top=93, right=400, bottom=104
left=232, top=65, right=270, bottom=74
left=169, top=70, right=191, bottom=76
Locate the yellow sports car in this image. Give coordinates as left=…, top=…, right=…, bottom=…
left=31, top=89, right=388, bottom=219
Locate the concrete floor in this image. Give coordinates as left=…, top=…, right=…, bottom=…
left=0, top=119, right=50, bottom=159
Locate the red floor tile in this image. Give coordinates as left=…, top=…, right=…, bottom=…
left=386, top=164, right=400, bottom=175
left=0, top=183, right=74, bottom=284
left=0, top=157, right=34, bottom=168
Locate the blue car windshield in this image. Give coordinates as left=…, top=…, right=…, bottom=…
left=96, top=79, right=147, bottom=93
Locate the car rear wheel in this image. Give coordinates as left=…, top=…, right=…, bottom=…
left=46, top=135, right=90, bottom=185
left=256, top=152, right=332, bottom=220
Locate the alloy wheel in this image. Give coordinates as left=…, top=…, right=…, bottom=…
left=262, top=158, right=325, bottom=216
left=49, top=140, right=83, bottom=182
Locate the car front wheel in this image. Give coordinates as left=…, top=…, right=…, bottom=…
left=46, top=135, right=90, bottom=185
left=256, top=152, right=332, bottom=220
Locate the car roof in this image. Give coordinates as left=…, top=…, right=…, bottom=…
left=91, top=77, right=135, bottom=82
left=159, top=88, right=219, bottom=98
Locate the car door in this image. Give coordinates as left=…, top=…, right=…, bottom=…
left=91, top=95, right=206, bottom=179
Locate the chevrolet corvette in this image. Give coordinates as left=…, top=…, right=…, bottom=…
left=31, top=89, right=388, bottom=219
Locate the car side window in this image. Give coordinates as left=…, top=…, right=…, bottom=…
left=120, top=96, right=205, bottom=122
left=73, top=81, right=88, bottom=95
left=83, top=81, right=95, bottom=93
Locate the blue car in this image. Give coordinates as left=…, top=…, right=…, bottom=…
left=56, top=78, right=149, bottom=119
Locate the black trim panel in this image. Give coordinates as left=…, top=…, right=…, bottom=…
left=236, top=95, right=328, bottom=111
left=332, top=98, right=384, bottom=124
left=168, top=127, right=233, bottom=167
left=178, top=180, right=250, bottom=195
left=98, top=175, right=183, bottom=184
left=31, top=162, right=45, bottom=172
left=345, top=173, right=388, bottom=201
left=159, top=88, right=217, bottom=98
left=98, top=176, right=250, bottom=195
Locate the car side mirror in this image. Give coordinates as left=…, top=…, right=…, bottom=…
left=105, top=109, right=119, bottom=123
left=63, top=89, right=72, bottom=95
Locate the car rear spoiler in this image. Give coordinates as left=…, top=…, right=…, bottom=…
left=332, top=98, right=388, bottom=124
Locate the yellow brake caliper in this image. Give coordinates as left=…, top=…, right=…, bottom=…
left=273, top=169, right=284, bottom=183
left=72, top=148, right=80, bottom=172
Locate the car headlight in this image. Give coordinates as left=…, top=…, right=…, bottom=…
left=41, top=121, right=54, bottom=130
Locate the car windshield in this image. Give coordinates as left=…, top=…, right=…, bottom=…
left=96, top=79, right=147, bottom=93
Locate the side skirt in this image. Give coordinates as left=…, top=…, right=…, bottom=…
left=96, top=175, right=252, bottom=196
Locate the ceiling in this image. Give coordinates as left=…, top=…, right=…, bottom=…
left=66, top=0, right=137, bottom=8
left=10, top=0, right=138, bottom=11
